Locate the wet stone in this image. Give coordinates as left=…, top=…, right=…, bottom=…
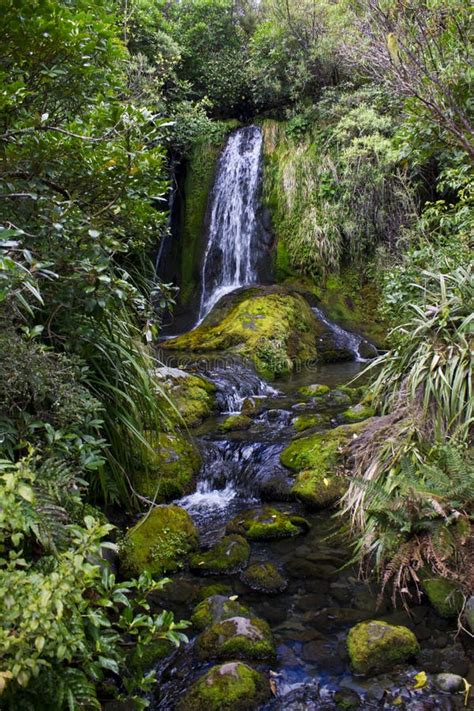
left=241, top=562, right=288, bottom=594
left=434, top=673, right=465, bottom=693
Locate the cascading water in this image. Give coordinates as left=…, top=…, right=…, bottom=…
left=198, top=125, right=263, bottom=323
left=312, top=306, right=377, bottom=361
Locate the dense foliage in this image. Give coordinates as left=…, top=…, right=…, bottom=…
left=0, top=0, right=472, bottom=707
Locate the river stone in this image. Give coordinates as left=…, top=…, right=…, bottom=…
left=465, top=595, right=474, bottom=633
left=434, top=673, right=465, bottom=693
left=341, top=402, right=375, bottom=422
left=219, top=414, right=252, bottom=432
left=241, top=562, right=288, bottom=593
left=120, top=505, right=198, bottom=576
left=196, top=615, right=276, bottom=662
left=154, top=366, right=216, bottom=427
left=347, top=620, right=419, bottom=675
left=298, top=384, right=330, bottom=398
left=226, top=506, right=310, bottom=541
left=189, top=535, right=250, bottom=575
left=191, top=595, right=252, bottom=631
left=134, top=431, right=201, bottom=502
left=177, top=662, right=271, bottom=711
left=281, top=422, right=371, bottom=509
left=196, top=583, right=233, bottom=602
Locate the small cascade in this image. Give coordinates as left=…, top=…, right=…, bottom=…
left=198, top=126, right=264, bottom=323
left=312, top=306, right=377, bottom=361
left=201, top=361, right=279, bottom=413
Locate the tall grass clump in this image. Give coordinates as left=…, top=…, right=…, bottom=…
left=342, top=266, right=473, bottom=601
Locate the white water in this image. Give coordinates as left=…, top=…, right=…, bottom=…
left=312, top=306, right=375, bottom=362
left=198, top=126, right=263, bottom=323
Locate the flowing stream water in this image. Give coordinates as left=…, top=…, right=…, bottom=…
left=145, top=127, right=469, bottom=710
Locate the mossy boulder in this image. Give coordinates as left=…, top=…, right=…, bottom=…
left=347, top=620, right=419, bottom=675
left=219, top=414, right=252, bottom=432
left=226, top=506, right=310, bottom=541
left=341, top=402, right=375, bottom=422
left=155, top=366, right=216, bottom=427
left=196, top=616, right=276, bottom=662
left=292, top=414, right=328, bottom=432
left=339, top=385, right=367, bottom=403
left=135, top=431, right=201, bottom=502
left=121, top=505, right=198, bottom=577
left=241, top=562, right=288, bottom=594
left=197, top=583, right=233, bottom=602
left=191, top=595, right=252, bottom=631
left=281, top=422, right=369, bottom=508
left=326, top=389, right=352, bottom=408
left=298, top=384, right=330, bottom=398
left=422, top=577, right=464, bottom=618
left=162, top=286, right=354, bottom=379
left=189, top=535, right=250, bottom=575
left=178, top=662, right=271, bottom=711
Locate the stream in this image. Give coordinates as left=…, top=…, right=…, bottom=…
left=147, top=126, right=471, bottom=710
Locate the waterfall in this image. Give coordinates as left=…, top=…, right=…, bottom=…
left=312, top=306, right=377, bottom=361
left=198, top=125, right=263, bottom=323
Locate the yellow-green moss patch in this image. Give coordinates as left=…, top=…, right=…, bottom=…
left=189, top=535, right=250, bottom=575
left=196, top=616, right=276, bottom=662
left=226, top=506, right=310, bottom=541
left=178, top=662, right=271, bottom=711
left=347, top=620, right=419, bottom=675
left=422, top=577, right=464, bottom=618
left=121, top=505, right=198, bottom=577
left=191, top=595, right=252, bottom=631
left=135, top=431, right=201, bottom=502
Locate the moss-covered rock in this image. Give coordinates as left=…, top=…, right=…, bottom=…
left=163, top=286, right=354, bottom=379
left=339, top=385, right=367, bottom=403
left=135, top=431, right=201, bottom=502
left=341, top=402, right=375, bottom=422
left=218, top=414, right=252, bottom=432
left=241, top=562, right=288, bottom=594
left=189, top=535, right=250, bottom=575
left=191, top=595, right=252, bottom=631
left=292, top=414, right=328, bottom=432
left=281, top=422, right=369, bottom=508
left=347, top=620, right=419, bottom=675
left=422, top=577, right=464, bottom=618
left=196, top=616, right=276, bottom=662
left=226, top=506, right=310, bottom=541
left=121, top=505, right=199, bottom=577
left=197, top=583, right=233, bottom=602
left=298, top=384, right=330, bottom=398
left=326, top=389, right=352, bottom=408
left=177, top=662, right=271, bottom=711
left=155, top=366, right=216, bottom=427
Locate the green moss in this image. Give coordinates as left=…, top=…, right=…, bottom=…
left=163, top=286, right=325, bottom=379
left=298, top=384, right=330, bottom=398
left=197, top=584, right=233, bottom=602
left=180, top=141, right=222, bottom=305
left=291, top=469, right=346, bottom=509
left=218, top=414, right=252, bottom=432
left=341, top=403, right=376, bottom=422
left=347, top=620, right=419, bottom=675
left=157, top=367, right=216, bottom=427
left=241, top=562, right=288, bottom=594
left=226, top=506, right=310, bottom=541
left=422, top=577, right=464, bottom=618
left=189, top=535, right=250, bottom=575
left=292, top=414, right=328, bottom=432
left=178, top=662, right=270, bottom=711
left=339, top=385, right=367, bottom=403
left=121, top=505, right=198, bottom=577
left=196, top=616, right=276, bottom=662
left=134, top=431, right=201, bottom=502
left=191, top=595, right=252, bottom=631
left=281, top=422, right=370, bottom=508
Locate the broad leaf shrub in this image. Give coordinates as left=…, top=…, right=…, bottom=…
left=0, top=458, right=189, bottom=710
